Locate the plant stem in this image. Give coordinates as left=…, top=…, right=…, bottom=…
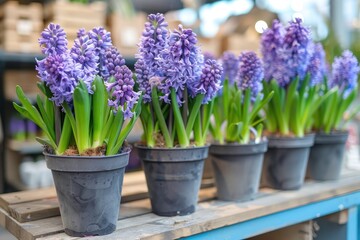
left=152, top=88, right=173, bottom=147
left=171, top=88, right=189, bottom=147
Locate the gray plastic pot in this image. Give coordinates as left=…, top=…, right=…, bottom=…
left=262, top=134, right=314, bottom=190
left=136, top=145, right=208, bottom=216
left=44, top=151, right=129, bottom=237
left=210, top=141, right=267, bottom=201
left=308, top=131, right=348, bottom=181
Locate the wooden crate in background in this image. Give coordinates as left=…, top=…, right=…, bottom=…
left=44, top=0, right=107, bottom=44
left=0, top=1, right=43, bottom=53
left=109, top=13, right=146, bottom=57
left=4, top=70, right=40, bottom=101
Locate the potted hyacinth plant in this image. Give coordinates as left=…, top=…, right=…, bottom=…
left=308, top=50, right=360, bottom=181
left=134, top=13, right=222, bottom=216
left=13, top=24, right=141, bottom=237
left=209, top=51, right=273, bottom=201
left=260, top=18, right=335, bottom=190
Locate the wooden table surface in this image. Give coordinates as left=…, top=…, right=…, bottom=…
left=0, top=170, right=360, bottom=240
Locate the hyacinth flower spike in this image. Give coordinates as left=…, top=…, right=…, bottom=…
left=261, top=18, right=336, bottom=137
left=135, top=13, right=222, bottom=148
left=313, top=50, right=360, bottom=133
left=13, top=23, right=141, bottom=155
left=210, top=51, right=273, bottom=144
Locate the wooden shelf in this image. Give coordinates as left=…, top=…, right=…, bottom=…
left=0, top=171, right=360, bottom=239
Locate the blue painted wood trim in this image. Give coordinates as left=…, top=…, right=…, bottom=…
left=182, top=190, right=360, bottom=240
left=347, top=207, right=358, bottom=240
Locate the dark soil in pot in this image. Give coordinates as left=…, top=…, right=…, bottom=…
left=308, top=131, right=348, bottom=181
left=262, top=134, right=314, bottom=190
left=210, top=141, right=267, bottom=201
left=135, top=145, right=208, bottom=216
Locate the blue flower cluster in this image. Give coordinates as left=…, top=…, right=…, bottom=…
left=135, top=14, right=222, bottom=106
left=36, top=23, right=139, bottom=118
left=107, top=65, right=140, bottom=119
left=261, top=18, right=325, bottom=88
left=237, top=51, right=264, bottom=102
left=221, top=51, right=240, bottom=85
left=194, top=59, right=223, bottom=104
left=330, top=50, right=359, bottom=97
left=307, top=43, right=326, bottom=86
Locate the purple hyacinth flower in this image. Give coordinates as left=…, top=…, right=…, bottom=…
left=135, top=59, right=152, bottom=103
left=307, top=43, right=326, bottom=86
left=193, top=59, right=223, bottom=104
left=260, top=19, right=287, bottom=85
left=38, top=23, right=68, bottom=55
left=36, top=53, right=81, bottom=106
left=330, top=50, right=360, bottom=97
left=136, top=13, right=168, bottom=77
left=221, top=51, right=239, bottom=85
left=88, top=27, right=113, bottom=76
left=203, top=52, right=216, bottom=62
left=107, top=65, right=140, bottom=119
left=77, top=28, right=87, bottom=38
left=237, top=51, right=264, bottom=102
left=283, top=18, right=313, bottom=81
left=159, top=25, right=203, bottom=104
left=70, top=34, right=99, bottom=93
left=102, top=46, right=125, bottom=81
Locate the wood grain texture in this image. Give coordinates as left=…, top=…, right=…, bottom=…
left=0, top=187, right=56, bottom=211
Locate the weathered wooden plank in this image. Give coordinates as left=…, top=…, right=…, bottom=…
left=8, top=198, right=60, bottom=223
left=0, top=187, right=56, bottom=211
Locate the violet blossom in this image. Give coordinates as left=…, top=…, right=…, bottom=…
left=38, top=23, right=67, bottom=56
left=237, top=51, right=264, bottom=101
left=203, top=52, right=216, bottom=62
left=330, top=50, right=359, bottom=97
left=136, top=13, right=168, bottom=77
left=221, top=51, right=239, bottom=85
left=70, top=34, right=98, bottom=92
left=306, top=43, right=326, bottom=86
left=193, top=59, right=223, bottom=103
left=102, top=46, right=125, bottom=81
left=107, top=65, right=140, bottom=119
left=283, top=18, right=313, bottom=82
left=159, top=25, right=203, bottom=104
left=260, top=19, right=288, bottom=85
left=36, top=54, right=81, bottom=106
left=134, top=59, right=152, bottom=102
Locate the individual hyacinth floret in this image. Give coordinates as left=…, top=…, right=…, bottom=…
left=38, top=23, right=68, bottom=55
left=221, top=51, right=239, bottom=85
left=307, top=43, right=327, bottom=86
left=159, top=25, right=203, bottom=104
left=107, top=65, right=140, bottom=119
left=330, top=50, right=360, bottom=96
left=194, top=59, right=223, bottom=104
left=237, top=51, right=264, bottom=101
